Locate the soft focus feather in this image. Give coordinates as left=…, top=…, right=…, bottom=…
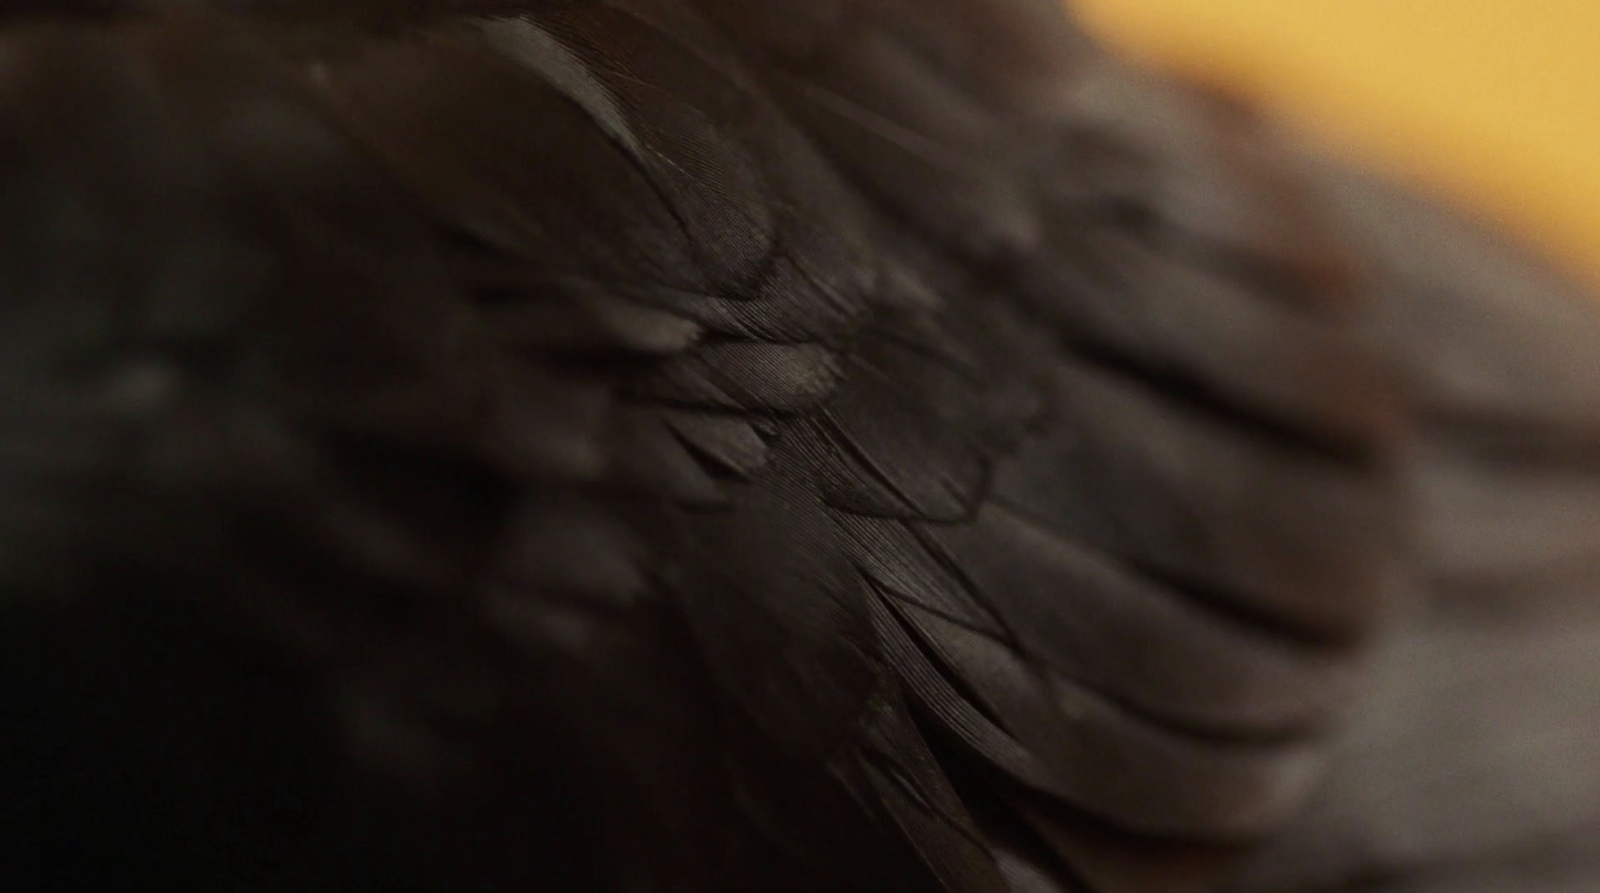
left=0, top=3, right=1592, bottom=893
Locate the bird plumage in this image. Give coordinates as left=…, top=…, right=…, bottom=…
left=0, top=3, right=1593, bottom=892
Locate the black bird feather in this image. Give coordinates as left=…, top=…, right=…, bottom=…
left=0, top=3, right=1594, bottom=893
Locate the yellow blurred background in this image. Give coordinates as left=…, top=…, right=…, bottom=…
left=1070, top=0, right=1600, bottom=289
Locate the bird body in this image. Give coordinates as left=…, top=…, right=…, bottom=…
left=0, top=3, right=1594, bottom=892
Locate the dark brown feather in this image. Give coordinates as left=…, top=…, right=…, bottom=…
left=0, top=3, right=1588, bottom=893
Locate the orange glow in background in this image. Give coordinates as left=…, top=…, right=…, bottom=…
left=1070, top=0, right=1600, bottom=289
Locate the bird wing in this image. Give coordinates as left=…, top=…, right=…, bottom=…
left=5, top=3, right=1583, bottom=893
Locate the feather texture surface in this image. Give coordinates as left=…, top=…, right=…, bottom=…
left=0, top=3, right=1589, bottom=893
